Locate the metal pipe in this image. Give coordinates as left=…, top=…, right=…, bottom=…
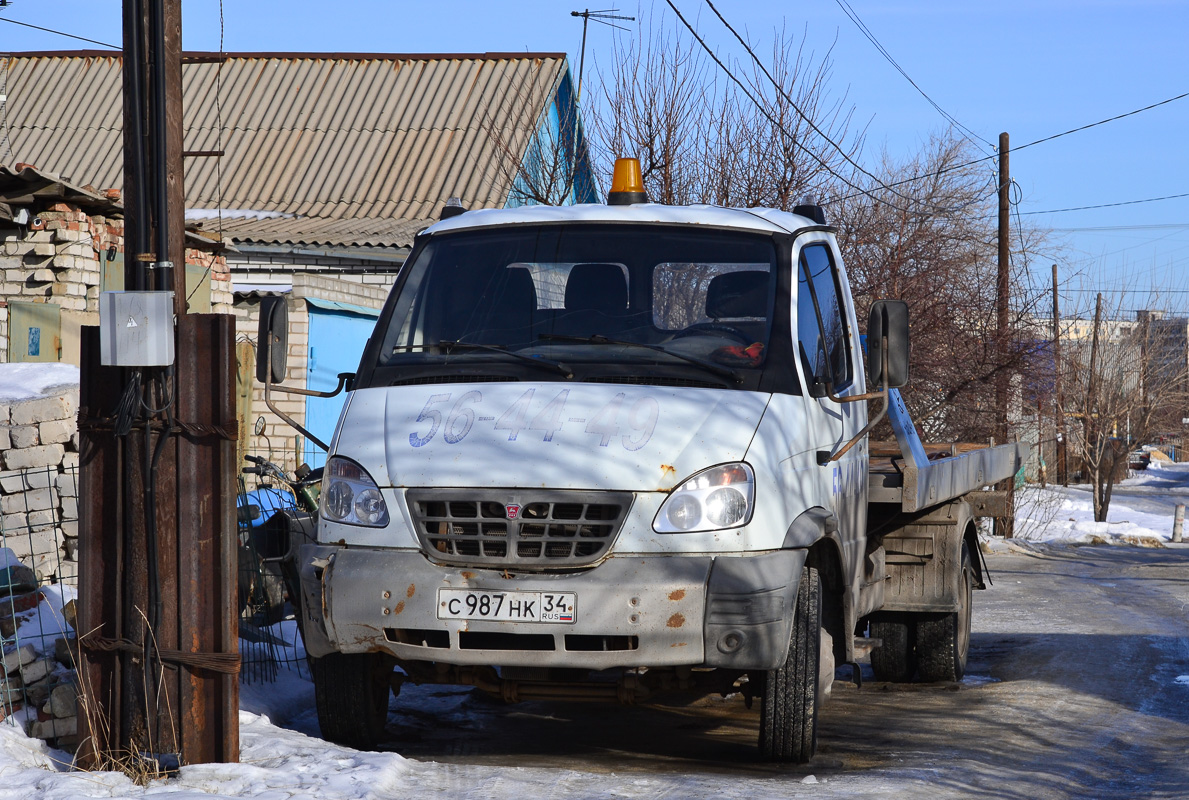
left=149, top=0, right=171, bottom=290
left=1174, top=504, right=1185, bottom=543
left=125, top=0, right=150, bottom=289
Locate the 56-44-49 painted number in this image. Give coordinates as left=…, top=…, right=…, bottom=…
left=409, top=388, right=659, bottom=451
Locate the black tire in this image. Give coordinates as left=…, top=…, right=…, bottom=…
left=916, top=541, right=974, bottom=682
left=758, top=565, right=821, bottom=763
left=311, top=652, right=394, bottom=749
left=870, top=613, right=916, bottom=683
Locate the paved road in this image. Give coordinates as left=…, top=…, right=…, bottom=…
left=381, top=545, right=1189, bottom=799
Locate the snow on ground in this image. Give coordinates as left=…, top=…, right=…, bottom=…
left=988, top=459, right=1189, bottom=551
left=0, top=363, right=79, bottom=402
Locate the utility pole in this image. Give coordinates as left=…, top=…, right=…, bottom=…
left=1053, top=264, right=1067, bottom=486
left=1087, top=293, right=1104, bottom=514
left=570, top=8, right=633, bottom=102
left=995, top=131, right=1014, bottom=537
left=78, top=0, right=238, bottom=771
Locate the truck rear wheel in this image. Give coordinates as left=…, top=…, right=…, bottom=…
left=869, top=613, right=916, bottom=682
left=758, top=565, right=820, bottom=763
left=311, top=652, right=394, bottom=749
left=915, top=541, right=974, bottom=682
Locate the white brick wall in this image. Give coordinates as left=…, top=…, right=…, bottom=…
left=1, top=204, right=231, bottom=362
left=0, top=386, right=80, bottom=583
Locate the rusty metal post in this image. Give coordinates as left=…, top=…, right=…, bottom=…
left=77, top=317, right=239, bottom=768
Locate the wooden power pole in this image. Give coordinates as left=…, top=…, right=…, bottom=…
left=995, top=131, right=1015, bottom=537
left=1053, top=264, right=1067, bottom=485
left=77, top=0, right=239, bottom=771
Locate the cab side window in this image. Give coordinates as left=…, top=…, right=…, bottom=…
left=797, top=244, right=852, bottom=393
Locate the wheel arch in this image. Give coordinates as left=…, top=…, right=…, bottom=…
left=804, top=526, right=848, bottom=667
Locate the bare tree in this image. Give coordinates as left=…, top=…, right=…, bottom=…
left=834, top=134, right=1053, bottom=443
left=481, top=63, right=594, bottom=208
left=1060, top=294, right=1189, bottom=521
left=591, top=15, right=862, bottom=208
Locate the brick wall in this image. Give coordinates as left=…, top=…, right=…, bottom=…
left=0, top=387, right=80, bottom=584
left=233, top=273, right=389, bottom=470
left=0, top=202, right=232, bottom=364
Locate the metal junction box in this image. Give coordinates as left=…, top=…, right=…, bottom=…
left=99, top=291, right=175, bottom=366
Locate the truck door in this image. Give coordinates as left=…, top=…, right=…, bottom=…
left=795, top=242, right=868, bottom=572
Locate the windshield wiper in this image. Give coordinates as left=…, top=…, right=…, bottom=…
left=436, top=340, right=574, bottom=378
left=538, top=334, right=741, bottom=383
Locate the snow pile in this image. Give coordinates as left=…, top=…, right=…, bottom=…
left=12, top=584, right=77, bottom=657
left=0, top=363, right=79, bottom=401
left=1001, top=460, right=1189, bottom=548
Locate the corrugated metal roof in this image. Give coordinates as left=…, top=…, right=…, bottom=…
left=3, top=52, right=568, bottom=248
left=0, top=163, right=228, bottom=252
left=199, top=213, right=432, bottom=249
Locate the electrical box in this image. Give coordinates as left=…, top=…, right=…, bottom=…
left=99, top=291, right=176, bottom=366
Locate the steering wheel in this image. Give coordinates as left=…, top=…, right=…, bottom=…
left=671, top=323, right=752, bottom=345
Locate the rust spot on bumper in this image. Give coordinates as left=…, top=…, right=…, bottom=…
left=406, top=583, right=416, bottom=598
left=669, top=589, right=686, bottom=601
left=667, top=613, right=685, bottom=628
left=393, top=601, right=405, bottom=615
left=461, top=571, right=475, bottom=579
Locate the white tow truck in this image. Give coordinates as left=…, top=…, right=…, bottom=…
left=259, top=159, right=1023, bottom=762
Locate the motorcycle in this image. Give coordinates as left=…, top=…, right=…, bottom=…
left=236, top=455, right=321, bottom=626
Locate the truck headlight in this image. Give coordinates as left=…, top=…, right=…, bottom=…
left=321, top=456, right=390, bottom=527
left=653, top=463, right=755, bottom=533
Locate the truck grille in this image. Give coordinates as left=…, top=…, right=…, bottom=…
left=406, top=489, right=632, bottom=569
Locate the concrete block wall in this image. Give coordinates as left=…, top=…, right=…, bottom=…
left=0, top=387, right=80, bottom=583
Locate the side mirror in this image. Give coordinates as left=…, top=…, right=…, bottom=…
left=866, top=300, right=909, bottom=389
left=256, top=296, right=289, bottom=384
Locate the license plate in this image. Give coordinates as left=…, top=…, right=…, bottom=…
left=437, top=589, right=576, bottom=623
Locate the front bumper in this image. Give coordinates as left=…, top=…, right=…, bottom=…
left=298, top=545, right=807, bottom=671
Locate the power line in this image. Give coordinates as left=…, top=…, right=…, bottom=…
left=1021, top=191, right=1189, bottom=215
left=659, top=0, right=918, bottom=214
left=687, top=0, right=961, bottom=214
left=830, top=0, right=994, bottom=154
left=1051, top=223, right=1189, bottom=232
left=1012, top=91, right=1189, bottom=155
left=839, top=89, right=1189, bottom=203
left=0, top=16, right=118, bottom=49
left=1063, top=287, right=1189, bottom=294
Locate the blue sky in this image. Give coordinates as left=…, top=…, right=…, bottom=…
left=3, top=0, right=1187, bottom=317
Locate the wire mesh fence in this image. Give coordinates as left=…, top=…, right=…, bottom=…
left=0, top=445, right=317, bottom=744
left=0, top=462, right=80, bottom=745
left=236, top=445, right=315, bottom=684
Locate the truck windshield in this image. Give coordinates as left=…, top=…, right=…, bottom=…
left=376, top=224, right=778, bottom=378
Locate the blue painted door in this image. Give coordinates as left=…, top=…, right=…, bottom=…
left=304, top=303, right=378, bottom=468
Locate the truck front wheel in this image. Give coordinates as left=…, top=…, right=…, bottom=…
left=311, top=652, right=394, bottom=749
left=758, top=565, right=821, bottom=763
left=915, top=540, right=974, bottom=682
